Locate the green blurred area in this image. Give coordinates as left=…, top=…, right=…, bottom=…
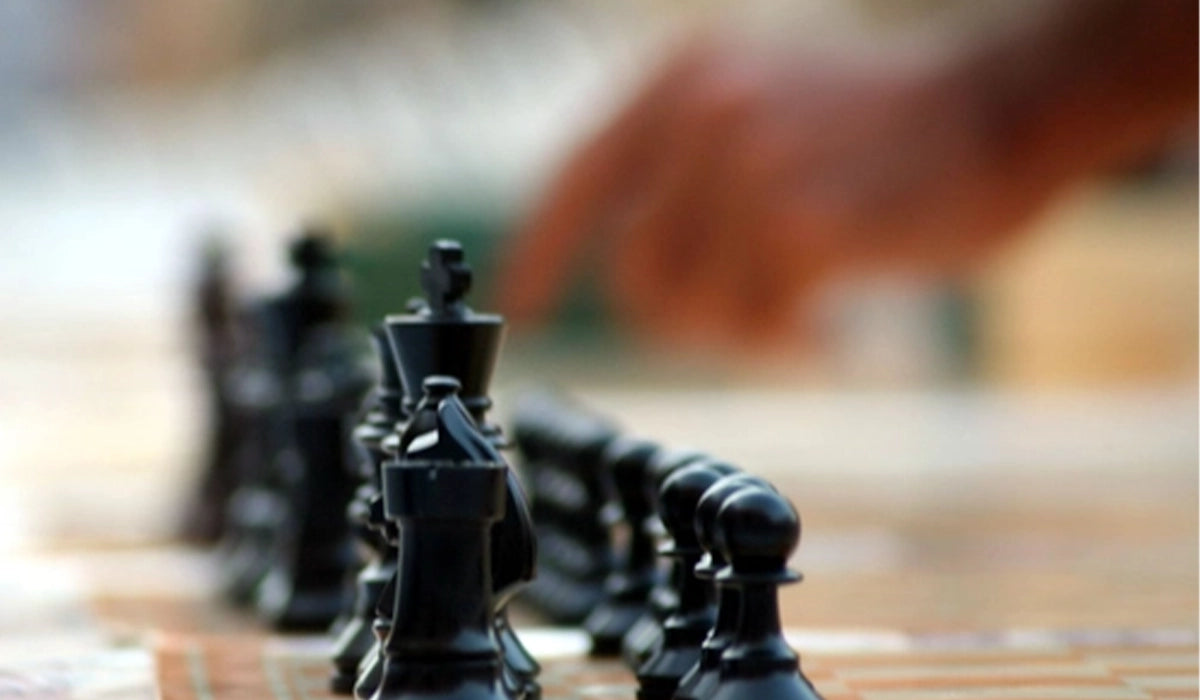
left=343, top=205, right=502, bottom=325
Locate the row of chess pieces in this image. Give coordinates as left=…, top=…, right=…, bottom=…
left=181, top=231, right=820, bottom=699
left=510, top=392, right=823, bottom=700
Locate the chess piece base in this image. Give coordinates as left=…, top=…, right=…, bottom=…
left=710, top=672, right=824, bottom=700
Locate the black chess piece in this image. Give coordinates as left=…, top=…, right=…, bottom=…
left=351, top=534, right=395, bottom=700
left=357, top=241, right=539, bottom=700
left=330, top=326, right=403, bottom=694
left=253, top=232, right=371, bottom=631
left=215, top=300, right=291, bottom=606
left=180, top=236, right=243, bottom=544
left=513, top=391, right=619, bottom=625
left=620, top=449, right=710, bottom=670
left=709, top=487, right=822, bottom=700
left=256, top=326, right=372, bottom=630
left=675, top=474, right=774, bottom=700
left=583, top=436, right=661, bottom=655
left=354, top=375, right=456, bottom=700
left=219, top=229, right=363, bottom=612
left=374, top=379, right=509, bottom=700
left=636, top=462, right=737, bottom=700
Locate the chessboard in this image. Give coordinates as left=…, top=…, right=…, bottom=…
left=2, top=538, right=1190, bottom=699
left=154, top=634, right=1200, bottom=700
left=33, top=584, right=1198, bottom=700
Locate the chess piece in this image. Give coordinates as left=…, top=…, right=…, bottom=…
left=354, top=375, right=457, bottom=700
left=584, top=436, right=661, bottom=655
left=330, top=326, right=403, bottom=694
left=256, top=325, right=371, bottom=629
left=675, top=474, right=774, bottom=700
left=357, top=241, right=539, bottom=700
left=374, top=380, right=508, bottom=700
left=352, top=551, right=395, bottom=700
left=636, top=462, right=736, bottom=700
left=620, top=449, right=710, bottom=670
left=215, top=300, right=290, bottom=605
left=180, top=236, right=243, bottom=543
left=709, top=487, right=822, bottom=700
left=513, top=391, right=619, bottom=624
left=219, top=229, right=360, bottom=610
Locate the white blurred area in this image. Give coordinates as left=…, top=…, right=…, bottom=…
left=0, top=0, right=1194, bottom=551
left=0, top=1, right=667, bottom=317
left=0, top=0, right=667, bottom=548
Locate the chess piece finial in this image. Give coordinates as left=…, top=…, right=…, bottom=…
left=282, top=226, right=351, bottom=349
left=710, top=487, right=822, bottom=700
left=420, top=239, right=473, bottom=317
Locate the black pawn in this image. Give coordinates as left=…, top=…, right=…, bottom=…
left=675, top=474, right=773, bottom=700
left=635, top=462, right=735, bottom=700
left=375, top=380, right=508, bottom=700
left=620, top=449, right=710, bottom=670
left=710, top=488, right=822, bottom=700
left=583, top=437, right=661, bottom=655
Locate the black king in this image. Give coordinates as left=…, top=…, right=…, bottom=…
left=334, top=241, right=539, bottom=700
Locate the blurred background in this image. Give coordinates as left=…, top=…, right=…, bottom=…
left=0, top=0, right=1194, bottom=628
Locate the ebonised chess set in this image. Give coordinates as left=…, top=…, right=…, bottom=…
left=181, top=229, right=822, bottom=700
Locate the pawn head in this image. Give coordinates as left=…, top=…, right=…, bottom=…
left=659, top=463, right=731, bottom=550
left=716, top=487, right=800, bottom=578
left=694, top=474, right=773, bottom=576
left=602, top=437, right=660, bottom=520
